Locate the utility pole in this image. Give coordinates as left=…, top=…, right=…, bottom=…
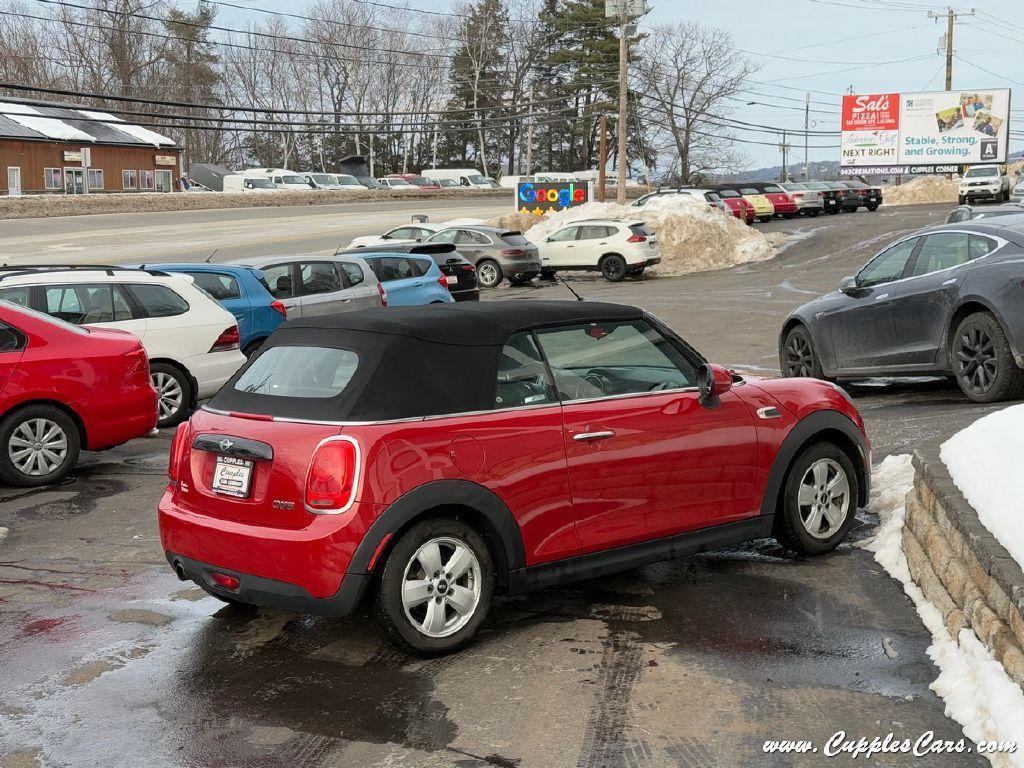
left=803, top=92, right=810, bottom=181
left=598, top=113, right=608, bottom=202
left=780, top=130, right=789, bottom=183
left=524, top=86, right=534, bottom=175
left=616, top=5, right=629, bottom=204
left=927, top=6, right=975, bottom=90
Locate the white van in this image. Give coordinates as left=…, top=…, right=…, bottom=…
left=223, top=174, right=277, bottom=193
left=421, top=168, right=498, bottom=189
left=243, top=168, right=314, bottom=191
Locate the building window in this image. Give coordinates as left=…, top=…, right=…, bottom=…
left=87, top=169, right=104, bottom=190
left=140, top=170, right=155, bottom=190
left=44, top=168, right=62, bottom=190
left=122, top=170, right=137, bottom=190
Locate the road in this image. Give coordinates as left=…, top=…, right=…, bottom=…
left=0, top=198, right=512, bottom=264
left=0, top=203, right=1000, bottom=767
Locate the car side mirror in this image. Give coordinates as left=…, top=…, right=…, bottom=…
left=698, top=363, right=733, bottom=404
left=838, top=275, right=861, bottom=295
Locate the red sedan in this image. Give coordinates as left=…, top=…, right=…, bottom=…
left=754, top=183, right=799, bottom=218
left=0, top=301, right=157, bottom=486
left=716, top=189, right=757, bottom=224
left=160, top=302, right=870, bottom=654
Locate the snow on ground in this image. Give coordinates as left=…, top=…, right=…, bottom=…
left=487, top=195, right=776, bottom=277
left=862, top=455, right=1024, bottom=766
left=941, top=404, right=1024, bottom=574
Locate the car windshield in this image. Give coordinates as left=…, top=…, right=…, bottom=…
left=248, top=179, right=275, bottom=189
left=388, top=178, right=414, bottom=186
left=357, top=177, right=378, bottom=186
left=282, top=175, right=308, bottom=185
left=0, top=299, right=90, bottom=335
left=409, top=177, right=431, bottom=185
left=234, top=346, right=359, bottom=398
left=466, top=175, right=487, bottom=184
left=784, top=183, right=807, bottom=190
left=718, top=189, right=740, bottom=198
left=437, top=179, right=457, bottom=187
left=335, top=175, right=360, bottom=185
left=965, top=167, right=999, bottom=178
left=310, top=174, right=335, bottom=184
left=806, top=182, right=829, bottom=190
left=762, top=185, right=783, bottom=193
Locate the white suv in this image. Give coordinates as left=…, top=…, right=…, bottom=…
left=530, top=219, right=661, bottom=281
left=0, top=267, right=246, bottom=427
left=958, top=165, right=1011, bottom=204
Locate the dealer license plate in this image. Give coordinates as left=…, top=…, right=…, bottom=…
left=212, top=455, right=253, bottom=498
left=445, top=275, right=458, bottom=285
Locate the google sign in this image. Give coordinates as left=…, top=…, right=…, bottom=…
left=515, top=181, right=590, bottom=215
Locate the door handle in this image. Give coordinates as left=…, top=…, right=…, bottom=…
left=573, top=430, right=615, bottom=442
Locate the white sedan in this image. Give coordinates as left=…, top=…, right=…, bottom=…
left=347, top=223, right=442, bottom=249
left=530, top=219, right=661, bottom=282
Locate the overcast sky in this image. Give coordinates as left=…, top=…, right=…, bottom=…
left=215, top=0, right=1024, bottom=169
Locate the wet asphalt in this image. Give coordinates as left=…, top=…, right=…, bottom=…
left=0, top=203, right=1007, bottom=767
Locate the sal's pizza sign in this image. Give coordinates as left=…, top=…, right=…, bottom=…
left=515, top=180, right=590, bottom=215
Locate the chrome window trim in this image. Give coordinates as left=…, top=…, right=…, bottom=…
left=854, top=230, right=1008, bottom=291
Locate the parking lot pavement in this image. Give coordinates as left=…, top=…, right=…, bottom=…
left=0, top=204, right=1001, bottom=767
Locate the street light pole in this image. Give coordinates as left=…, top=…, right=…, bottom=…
left=803, top=92, right=810, bottom=181
left=616, top=5, right=628, bottom=204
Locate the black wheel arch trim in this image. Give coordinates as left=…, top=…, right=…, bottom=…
left=946, top=296, right=1020, bottom=365
left=779, top=314, right=834, bottom=376
left=347, top=478, right=527, bottom=583
left=759, top=409, right=870, bottom=519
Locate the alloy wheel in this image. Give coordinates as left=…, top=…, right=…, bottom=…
left=8, top=418, right=69, bottom=477
left=797, top=458, right=850, bottom=540
left=401, top=536, right=482, bottom=638
left=955, top=325, right=998, bottom=395
left=153, top=372, right=183, bottom=421
left=784, top=333, right=814, bottom=377
left=478, top=262, right=500, bottom=288
left=602, top=257, right=625, bottom=281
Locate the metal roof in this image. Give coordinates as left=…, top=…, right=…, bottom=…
left=0, top=99, right=178, bottom=148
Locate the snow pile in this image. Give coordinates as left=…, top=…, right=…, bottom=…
left=862, top=455, right=1024, bottom=766
left=883, top=176, right=958, bottom=206
left=941, top=404, right=1024, bottom=571
left=491, top=195, right=776, bottom=277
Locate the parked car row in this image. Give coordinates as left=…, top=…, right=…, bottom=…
left=222, top=167, right=500, bottom=194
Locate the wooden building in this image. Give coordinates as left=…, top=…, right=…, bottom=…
left=0, top=99, right=182, bottom=195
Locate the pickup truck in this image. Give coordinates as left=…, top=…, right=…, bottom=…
left=958, top=165, right=1011, bottom=204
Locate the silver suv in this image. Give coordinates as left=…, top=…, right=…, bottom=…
left=425, top=225, right=541, bottom=288
left=229, top=255, right=382, bottom=316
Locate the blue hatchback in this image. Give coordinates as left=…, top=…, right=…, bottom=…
left=355, top=252, right=455, bottom=306
left=143, top=263, right=287, bottom=355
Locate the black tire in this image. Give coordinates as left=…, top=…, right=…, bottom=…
left=373, top=518, right=494, bottom=656
left=758, top=215, right=772, bottom=223
left=951, top=312, right=1024, bottom=403
left=0, top=404, right=81, bottom=487
left=809, top=209, right=821, bottom=217
left=827, top=207, right=839, bottom=215
left=476, top=259, right=503, bottom=289
left=783, top=213, right=795, bottom=219
left=509, top=272, right=537, bottom=286
left=151, top=362, right=192, bottom=428
left=242, top=338, right=265, bottom=358
left=774, top=442, right=859, bottom=555
left=958, top=195, right=966, bottom=205
left=745, top=218, right=754, bottom=226
left=866, top=204, right=879, bottom=212
left=540, top=269, right=557, bottom=281
left=1004, top=189, right=1011, bottom=202
left=781, top=324, right=826, bottom=379
left=599, top=254, right=627, bottom=282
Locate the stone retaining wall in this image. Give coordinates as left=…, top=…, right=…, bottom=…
left=904, top=443, right=1024, bottom=685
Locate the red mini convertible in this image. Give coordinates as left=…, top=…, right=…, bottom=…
left=160, top=302, right=870, bottom=654
left=0, top=300, right=157, bottom=486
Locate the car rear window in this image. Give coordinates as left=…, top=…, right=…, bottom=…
left=762, top=185, right=783, bottom=193
left=739, top=187, right=759, bottom=194
left=629, top=223, right=655, bottom=237
left=185, top=272, right=241, bottom=300
left=368, top=256, right=431, bottom=282
left=501, top=232, right=530, bottom=246
left=233, top=346, right=359, bottom=398
left=718, top=189, right=739, bottom=197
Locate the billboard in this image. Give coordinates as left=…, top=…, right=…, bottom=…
left=516, top=180, right=590, bottom=215
left=839, top=88, right=1011, bottom=175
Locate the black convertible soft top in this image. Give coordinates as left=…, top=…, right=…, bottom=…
left=209, top=301, right=646, bottom=421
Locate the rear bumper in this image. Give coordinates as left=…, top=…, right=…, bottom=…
left=167, top=551, right=370, bottom=617
left=184, top=349, right=247, bottom=399
left=643, top=256, right=662, bottom=267
left=158, top=489, right=380, bottom=604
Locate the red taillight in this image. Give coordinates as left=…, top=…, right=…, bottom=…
left=627, top=234, right=647, bottom=243
left=438, top=274, right=450, bottom=291
left=377, top=282, right=388, bottom=307
left=209, top=572, right=239, bottom=591
left=210, top=325, right=239, bottom=352
left=461, top=264, right=476, bottom=272
left=304, top=437, right=359, bottom=512
left=270, top=300, right=287, bottom=318
left=168, top=421, right=191, bottom=482
left=501, top=248, right=525, bottom=257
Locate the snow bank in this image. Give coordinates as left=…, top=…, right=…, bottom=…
left=883, top=176, right=958, bottom=206
left=941, top=404, right=1024, bottom=573
left=862, top=455, right=1024, bottom=766
left=489, top=195, right=776, bottom=277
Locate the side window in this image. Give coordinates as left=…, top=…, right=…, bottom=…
left=128, top=284, right=190, bottom=317
left=338, top=262, right=364, bottom=286
left=856, top=237, right=919, bottom=287
left=262, top=264, right=293, bottom=299
left=298, top=262, right=342, bottom=295
left=0, top=287, right=31, bottom=307
left=388, top=227, right=415, bottom=239
left=0, top=321, right=24, bottom=353
left=185, top=272, right=241, bottom=301
left=409, top=258, right=431, bottom=278
left=495, top=332, right=556, bottom=409
left=111, top=286, right=133, bottom=320
left=45, top=286, right=84, bottom=322
left=536, top=320, right=699, bottom=402
left=908, top=233, right=971, bottom=277
left=969, top=235, right=998, bottom=259
left=576, top=226, right=609, bottom=240
left=429, top=229, right=459, bottom=244
left=547, top=227, right=577, bottom=242
left=456, top=230, right=489, bottom=245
